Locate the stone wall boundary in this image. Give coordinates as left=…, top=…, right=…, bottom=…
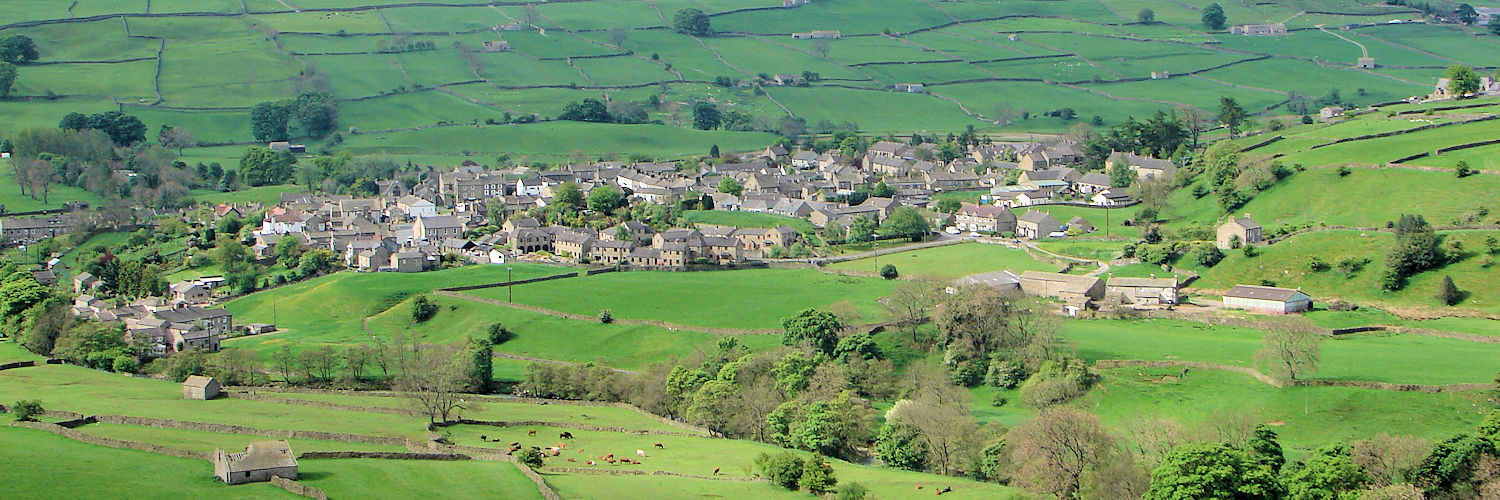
left=92, top=414, right=408, bottom=446
left=501, top=454, right=565, bottom=500
left=437, top=271, right=582, bottom=292
left=0, top=360, right=36, bottom=371
left=9, top=420, right=209, bottom=460
left=432, top=419, right=703, bottom=437
left=270, top=476, right=328, bottom=500
left=297, top=451, right=470, bottom=460
left=224, top=391, right=410, bottom=415
left=545, top=466, right=770, bottom=483
left=1095, top=359, right=1488, bottom=392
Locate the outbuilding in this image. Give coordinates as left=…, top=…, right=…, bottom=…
left=1222, top=285, right=1312, bottom=314
left=182, top=375, right=222, bottom=400
left=213, top=441, right=298, bottom=485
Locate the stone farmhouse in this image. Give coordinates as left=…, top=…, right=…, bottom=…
left=1216, top=215, right=1263, bottom=249
left=954, top=203, right=1016, bottom=234
left=1019, top=271, right=1104, bottom=314
left=1016, top=210, right=1062, bottom=239
left=214, top=441, right=298, bottom=485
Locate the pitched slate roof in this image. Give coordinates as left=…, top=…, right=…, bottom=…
left=1224, top=285, right=1304, bottom=301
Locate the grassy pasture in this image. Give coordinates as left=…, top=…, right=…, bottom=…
left=1063, top=318, right=1500, bottom=385
left=341, top=91, right=504, bottom=131
left=465, top=268, right=898, bottom=329
left=192, top=184, right=306, bottom=206
left=0, top=363, right=427, bottom=438
left=0, top=424, right=297, bottom=499
left=683, top=209, right=815, bottom=233
left=1082, top=76, right=1282, bottom=114
left=534, top=0, right=666, bottom=30
left=1409, top=143, right=1500, bottom=170
left=301, top=458, right=547, bottom=500
left=828, top=242, right=1058, bottom=280
left=706, top=37, right=866, bottom=81
left=74, top=423, right=406, bottom=453
left=377, top=6, right=516, bottom=33
left=1355, top=23, right=1500, bottom=68
left=222, top=264, right=569, bottom=342
left=471, top=52, right=590, bottom=88
left=445, top=423, right=1021, bottom=499
left=354, top=294, right=784, bottom=369
left=148, top=0, right=242, bottom=13
left=440, top=83, right=658, bottom=118
left=711, top=0, right=954, bottom=35
left=1198, top=58, right=1425, bottom=108
left=14, top=60, right=156, bottom=99
left=570, top=56, right=678, bottom=87
left=127, top=106, right=251, bottom=144
left=770, top=86, right=981, bottom=132
left=158, top=38, right=301, bottom=107
left=253, top=10, right=389, bottom=34
left=335, top=122, right=777, bottom=161
left=1084, top=366, right=1492, bottom=456
left=1279, top=119, right=1500, bottom=167
left=1166, top=167, right=1500, bottom=229
left=0, top=19, right=157, bottom=61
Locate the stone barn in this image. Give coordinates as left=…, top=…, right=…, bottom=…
left=182, top=375, right=221, bottom=400
left=214, top=441, right=298, bottom=485
left=1222, top=285, right=1312, bottom=314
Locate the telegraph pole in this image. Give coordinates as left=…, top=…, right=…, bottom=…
left=507, top=266, right=513, bottom=302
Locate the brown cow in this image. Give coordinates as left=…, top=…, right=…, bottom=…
left=527, top=429, right=537, bottom=436
left=653, top=443, right=665, bottom=449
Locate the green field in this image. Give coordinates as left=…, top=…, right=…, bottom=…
left=2, top=0, right=1476, bottom=158
left=0, top=162, right=106, bottom=214
left=827, top=242, right=1058, bottom=280
left=0, top=423, right=297, bottom=500
left=683, top=209, right=815, bottom=234
left=465, top=268, right=899, bottom=329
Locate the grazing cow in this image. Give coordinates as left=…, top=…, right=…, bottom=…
left=586, top=461, right=595, bottom=466
left=712, top=468, right=720, bottom=476
left=653, top=443, right=665, bottom=449
left=509, top=442, right=520, bottom=447
left=636, top=449, right=647, bottom=457
left=527, top=429, right=537, bottom=436
left=559, top=432, right=574, bottom=439
left=480, top=435, right=488, bottom=441
left=567, top=458, right=576, bottom=462
left=916, top=485, right=924, bottom=490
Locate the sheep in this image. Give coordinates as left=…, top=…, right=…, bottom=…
left=636, top=449, right=647, bottom=458
left=559, top=432, right=575, bottom=439
left=653, top=443, right=665, bottom=449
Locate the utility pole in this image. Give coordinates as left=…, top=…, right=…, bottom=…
left=507, top=266, right=513, bottom=302
left=1106, top=205, right=1111, bottom=238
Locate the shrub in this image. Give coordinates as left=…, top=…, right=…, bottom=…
left=1136, top=243, right=1172, bottom=265
left=1242, top=244, right=1258, bottom=257
left=1305, top=256, right=1331, bottom=272
left=9, top=399, right=43, bottom=421
left=487, top=323, right=515, bottom=344
left=991, top=393, right=1008, bottom=407
left=1337, top=166, right=1351, bottom=177
left=1456, top=161, right=1475, bottom=178
left=411, top=295, right=438, bottom=322
left=837, top=482, right=869, bottom=500
left=1437, top=276, right=1462, bottom=306
left=756, top=451, right=805, bottom=489
left=598, top=309, right=613, bottom=324
left=800, top=454, right=838, bottom=495
left=879, top=264, right=898, bottom=280
left=112, top=356, right=139, bottom=374
left=1336, top=257, right=1368, bottom=274
left=517, top=447, right=545, bottom=469
left=1190, top=244, right=1224, bottom=267
left=986, top=359, right=1025, bottom=389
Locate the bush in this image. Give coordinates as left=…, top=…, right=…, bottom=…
left=1457, top=161, right=1475, bottom=178
left=1136, top=243, right=1172, bottom=265
left=800, top=454, right=838, bottom=495
left=1305, top=256, right=1331, bottom=272
left=879, top=264, right=898, bottom=280
left=991, top=393, right=1008, bottom=407
left=756, top=451, right=805, bottom=490
left=517, top=447, right=545, bottom=469
left=411, top=295, right=438, bottom=322
left=9, top=399, right=43, bottom=421
left=486, top=323, right=515, bottom=344
left=1337, top=166, right=1351, bottom=177
left=111, top=356, right=139, bottom=374
left=598, top=309, right=613, bottom=324
left=1189, top=244, right=1224, bottom=267
left=837, top=482, right=869, bottom=500
left=986, top=359, right=1025, bottom=389
left=1242, top=244, right=1258, bottom=257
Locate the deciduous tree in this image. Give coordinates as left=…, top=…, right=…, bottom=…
left=1010, top=407, right=1116, bottom=499
left=1254, top=325, right=1321, bottom=380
